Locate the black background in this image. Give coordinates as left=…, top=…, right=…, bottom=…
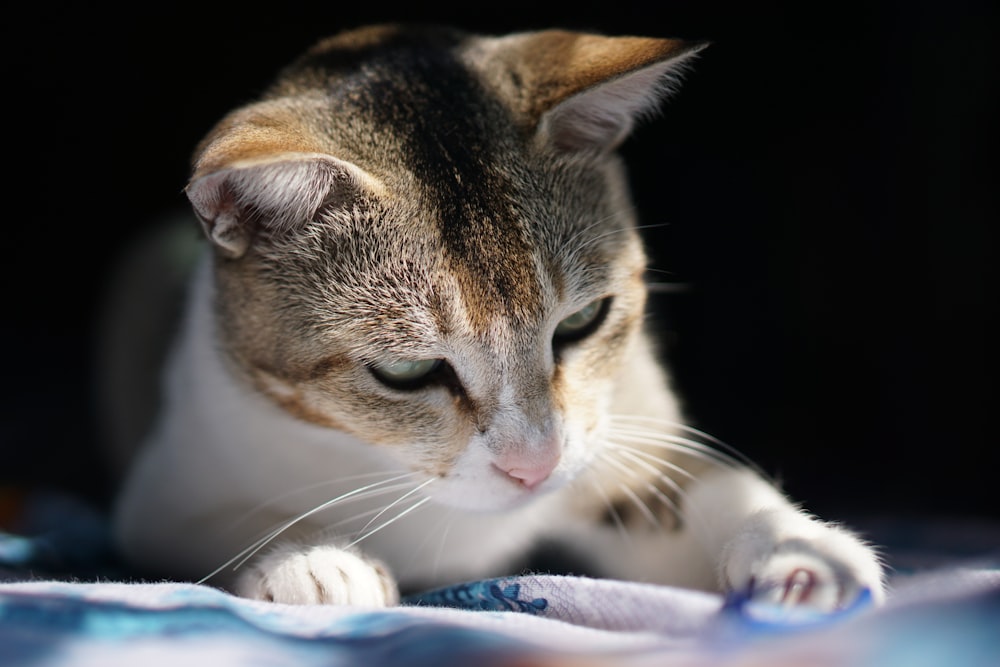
left=4, top=2, right=997, bottom=529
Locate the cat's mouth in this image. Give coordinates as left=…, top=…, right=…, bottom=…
left=419, top=430, right=573, bottom=511
left=426, top=459, right=568, bottom=513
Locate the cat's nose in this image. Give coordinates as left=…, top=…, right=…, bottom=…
left=495, top=447, right=560, bottom=490
left=502, top=465, right=553, bottom=490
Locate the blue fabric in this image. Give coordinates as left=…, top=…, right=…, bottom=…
left=2, top=575, right=999, bottom=666
left=2, top=489, right=999, bottom=666
left=0, top=585, right=534, bottom=667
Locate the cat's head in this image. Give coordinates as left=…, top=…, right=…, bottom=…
left=186, top=24, right=703, bottom=511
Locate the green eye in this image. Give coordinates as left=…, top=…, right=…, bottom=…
left=370, top=358, right=442, bottom=389
left=554, top=298, right=610, bottom=341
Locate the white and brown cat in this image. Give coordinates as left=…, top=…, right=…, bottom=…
left=109, top=24, right=884, bottom=609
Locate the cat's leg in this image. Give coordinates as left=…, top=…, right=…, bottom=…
left=235, top=541, right=398, bottom=606
left=572, top=464, right=884, bottom=610
left=685, top=467, right=886, bottom=609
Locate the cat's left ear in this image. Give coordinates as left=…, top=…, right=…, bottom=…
left=499, top=32, right=708, bottom=153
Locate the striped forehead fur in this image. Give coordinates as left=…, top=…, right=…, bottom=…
left=273, top=26, right=544, bottom=332
left=198, top=23, right=691, bottom=388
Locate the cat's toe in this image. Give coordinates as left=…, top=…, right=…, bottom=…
left=235, top=543, right=399, bottom=606
left=722, top=510, right=885, bottom=612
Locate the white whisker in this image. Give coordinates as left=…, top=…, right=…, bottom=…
left=604, top=445, right=714, bottom=549
left=355, top=477, right=436, bottom=538
left=587, top=477, right=631, bottom=548
left=608, top=415, right=764, bottom=475
left=603, top=419, right=754, bottom=552
left=223, top=471, right=416, bottom=536
left=645, top=282, right=691, bottom=294
left=603, top=446, right=688, bottom=518
left=608, top=429, right=737, bottom=470
left=642, top=480, right=683, bottom=518
left=399, top=505, right=458, bottom=584
left=198, top=472, right=418, bottom=583
left=598, top=449, right=642, bottom=478
left=574, top=221, right=668, bottom=258
left=324, top=482, right=432, bottom=529
left=562, top=209, right=631, bottom=251
left=431, top=510, right=457, bottom=582
left=616, top=481, right=660, bottom=528
left=346, top=493, right=434, bottom=549
left=608, top=444, right=675, bottom=477
left=606, top=419, right=748, bottom=469
left=609, top=443, right=699, bottom=483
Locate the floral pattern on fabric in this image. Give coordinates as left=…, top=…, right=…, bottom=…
left=406, top=578, right=549, bottom=614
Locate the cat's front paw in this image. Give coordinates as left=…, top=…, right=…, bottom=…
left=235, top=543, right=399, bottom=606
left=722, top=509, right=885, bottom=611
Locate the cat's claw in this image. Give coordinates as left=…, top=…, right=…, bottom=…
left=722, top=510, right=885, bottom=612
left=235, top=544, right=399, bottom=607
left=748, top=568, right=823, bottom=607
left=743, top=555, right=851, bottom=611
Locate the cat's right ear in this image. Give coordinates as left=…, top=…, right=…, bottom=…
left=186, top=155, right=376, bottom=258
left=185, top=105, right=381, bottom=258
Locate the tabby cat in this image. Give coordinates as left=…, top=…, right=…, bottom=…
left=110, top=23, right=884, bottom=608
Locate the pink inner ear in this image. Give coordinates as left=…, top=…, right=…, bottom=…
left=543, top=107, right=633, bottom=153
left=186, top=170, right=252, bottom=258
left=537, top=54, right=701, bottom=154
left=185, top=156, right=364, bottom=258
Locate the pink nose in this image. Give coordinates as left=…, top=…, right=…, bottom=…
left=495, top=450, right=560, bottom=490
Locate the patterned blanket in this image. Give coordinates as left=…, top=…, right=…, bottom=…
left=2, top=489, right=998, bottom=666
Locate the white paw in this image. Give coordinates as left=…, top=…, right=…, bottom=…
left=722, top=509, right=885, bottom=611
left=234, top=543, right=399, bottom=606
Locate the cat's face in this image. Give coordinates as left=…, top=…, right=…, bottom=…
left=186, top=25, right=701, bottom=511
left=215, top=154, right=648, bottom=511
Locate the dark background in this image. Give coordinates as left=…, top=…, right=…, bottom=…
left=4, top=3, right=997, bottom=530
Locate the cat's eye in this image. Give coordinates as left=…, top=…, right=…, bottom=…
left=553, top=298, right=611, bottom=343
left=369, top=358, right=443, bottom=389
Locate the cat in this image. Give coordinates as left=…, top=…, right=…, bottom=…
left=108, top=23, right=885, bottom=609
